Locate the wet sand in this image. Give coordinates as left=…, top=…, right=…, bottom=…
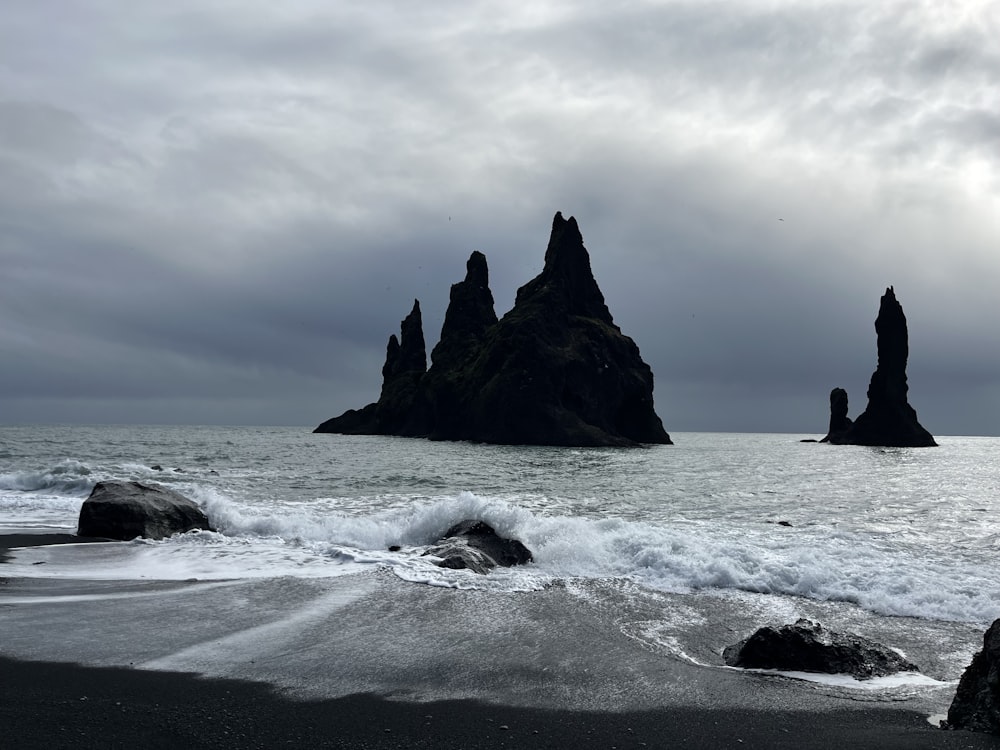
left=2, top=532, right=998, bottom=749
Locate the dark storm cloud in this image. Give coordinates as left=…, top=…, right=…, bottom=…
left=1, top=0, right=998, bottom=433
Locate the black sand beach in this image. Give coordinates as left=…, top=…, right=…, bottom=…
left=2, top=533, right=998, bottom=749
left=4, top=656, right=998, bottom=750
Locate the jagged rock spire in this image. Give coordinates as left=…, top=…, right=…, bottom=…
left=430, top=251, right=497, bottom=370
left=514, top=212, right=614, bottom=325
left=380, top=300, right=426, bottom=400
left=824, top=287, right=936, bottom=447
left=316, top=212, right=671, bottom=446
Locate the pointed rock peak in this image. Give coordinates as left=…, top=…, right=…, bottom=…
left=396, top=299, right=427, bottom=374
left=466, top=250, right=489, bottom=286
left=822, top=285, right=935, bottom=447
left=544, top=211, right=588, bottom=276
left=875, top=285, right=908, bottom=371
left=431, top=251, right=497, bottom=371
left=879, top=286, right=902, bottom=315
left=514, top=211, right=611, bottom=323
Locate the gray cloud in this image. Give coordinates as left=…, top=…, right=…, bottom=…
left=1, top=0, right=998, bottom=434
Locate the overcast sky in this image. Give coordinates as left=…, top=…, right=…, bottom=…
left=2, top=0, right=998, bottom=435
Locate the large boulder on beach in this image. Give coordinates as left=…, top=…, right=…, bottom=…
left=947, top=618, right=1000, bottom=734
left=723, top=619, right=918, bottom=680
left=77, top=481, right=213, bottom=541
left=823, top=287, right=936, bottom=447
left=423, top=520, right=533, bottom=574
left=315, top=212, right=671, bottom=447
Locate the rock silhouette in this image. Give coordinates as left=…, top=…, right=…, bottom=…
left=822, top=287, right=936, bottom=447
left=820, top=387, right=853, bottom=443
left=315, top=300, right=427, bottom=436
left=316, top=212, right=671, bottom=447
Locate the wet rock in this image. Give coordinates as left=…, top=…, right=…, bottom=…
left=947, top=618, right=1000, bottom=734
left=423, top=520, right=533, bottom=574
left=723, top=619, right=918, bottom=679
left=77, top=481, right=214, bottom=541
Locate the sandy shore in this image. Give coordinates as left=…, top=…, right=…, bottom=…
left=3, top=656, right=996, bottom=750
left=2, top=532, right=998, bottom=749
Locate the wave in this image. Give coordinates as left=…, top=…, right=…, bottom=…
left=0, top=459, right=96, bottom=496
left=179, top=489, right=1000, bottom=624
left=5, top=476, right=997, bottom=624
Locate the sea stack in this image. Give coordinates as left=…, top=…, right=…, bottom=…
left=315, top=300, right=428, bottom=436
left=823, top=287, right=936, bottom=447
left=819, top=387, right=853, bottom=443
left=315, top=212, right=671, bottom=447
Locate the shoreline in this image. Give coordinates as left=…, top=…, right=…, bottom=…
left=3, top=532, right=999, bottom=748
left=2, top=656, right=995, bottom=750
left=0, top=531, right=104, bottom=563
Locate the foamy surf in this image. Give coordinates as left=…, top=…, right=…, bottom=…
left=6, top=484, right=1000, bottom=624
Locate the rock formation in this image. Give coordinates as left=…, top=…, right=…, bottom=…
left=947, top=618, right=1000, bottom=734
left=77, top=481, right=214, bottom=541
left=422, top=520, right=533, bottom=574
left=316, top=212, right=671, bottom=447
left=723, top=619, right=919, bottom=680
left=820, top=387, right=853, bottom=443
left=822, top=287, right=936, bottom=447
left=315, top=300, right=427, bottom=436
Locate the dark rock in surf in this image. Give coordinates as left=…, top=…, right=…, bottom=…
left=77, top=481, right=214, bottom=541
left=822, top=287, right=936, bottom=447
left=820, top=387, right=853, bottom=443
left=722, top=619, right=918, bottom=680
left=315, top=213, right=671, bottom=447
left=947, top=618, right=1000, bottom=734
left=423, top=520, right=533, bottom=574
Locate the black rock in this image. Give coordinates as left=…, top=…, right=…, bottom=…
left=316, top=213, right=671, bottom=447
left=78, top=481, right=214, bottom=541
left=820, top=387, right=853, bottom=443
left=423, top=520, right=533, bottom=574
left=947, top=619, right=1000, bottom=734
left=430, top=250, right=498, bottom=373
left=315, top=300, right=427, bottom=436
left=722, top=618, right=918, bottom=680
left=823, top=287, right=936, bottom=447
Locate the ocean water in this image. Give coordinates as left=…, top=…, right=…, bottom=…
left=2, top=424, right=998, bottom=702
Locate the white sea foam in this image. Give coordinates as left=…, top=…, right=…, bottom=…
left=70, top=488, right=990, bottom=623
left=728, top=667, right=949, bottom=691
left=5, top=428, right=1000, bottom=628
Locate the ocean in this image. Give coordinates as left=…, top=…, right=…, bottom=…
left=2, top=424, right=998, bottom=711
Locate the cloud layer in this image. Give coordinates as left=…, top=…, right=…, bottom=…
left=2, top=0, right=998, bottom=434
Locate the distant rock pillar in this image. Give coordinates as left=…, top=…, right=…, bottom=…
left=825, top=287, right=936, bottom=447
left=820, top=387, right=853, bottom=443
